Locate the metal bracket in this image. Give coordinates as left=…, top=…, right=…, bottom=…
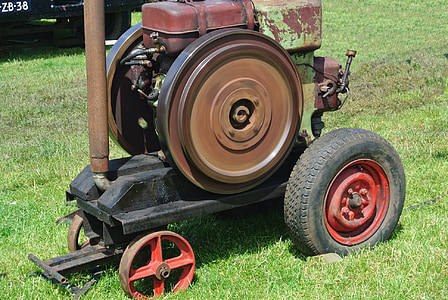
left=28, top=245, right=122, bottom=298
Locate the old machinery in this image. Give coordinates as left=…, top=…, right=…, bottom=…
left=28, top=0, right=406, bottom=299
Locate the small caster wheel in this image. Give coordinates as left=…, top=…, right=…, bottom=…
left=67, top=213, right=91, bottom=252
left=119, top=231, right=195, bottom=298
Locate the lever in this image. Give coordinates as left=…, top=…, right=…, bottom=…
left=337, top=49, right=357, bottom=93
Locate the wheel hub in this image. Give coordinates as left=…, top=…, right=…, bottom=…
left=348, top=192, right=363, bottom=209
left=155, top=262, right=171, bottom=280
left=214, top=79, right=271, bottom=151
left=325, top=159, right=390, bottom=245
left=230, top=102, right=251, bottom=128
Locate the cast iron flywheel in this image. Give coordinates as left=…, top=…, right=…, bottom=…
left=106, top=23, right=160, bottom=155
left=158, top=30, right=303, bottom=194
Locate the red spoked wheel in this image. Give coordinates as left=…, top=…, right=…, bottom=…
left=325, top=159, right=389, bottom=245
left=284, top=128, right=405, bottom=256
left=119, top=231, right=195, bottom=299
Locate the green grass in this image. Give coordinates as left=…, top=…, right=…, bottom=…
left=0, top=0, right=447, bottom=299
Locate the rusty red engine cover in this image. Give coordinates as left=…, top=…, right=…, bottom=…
left=142, top=0, right=254, bottom=55
left=314, top=57, right=342, bottom=112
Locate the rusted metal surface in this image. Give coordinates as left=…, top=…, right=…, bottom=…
left=251, top=0, right=325, bottom=144
left=157, top=30, right=302, bottom=193
left=290, top=51, right=317, bottom=144
left=314, top=57, right=342, bottom=112
left=253, top=0, right=322, bottom=53
left=28, top=245, right=119, bottom=284
left=142, top=0, right=254, bottom=55
left=84, top=0, right=109, bottom=173
left=28, top=254, right=68, bottom=284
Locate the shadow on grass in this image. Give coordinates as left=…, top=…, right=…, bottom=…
left=45, top=200, right=297, bottom=298
left=168, top=198, right=308, bottom=268
left=0, top=45, right=86, bottom=63
left=389, top=222, right=404, bottom=241
left=38, top=197, right=407, bottom=297
left=432, top=151, right=448, bottom=160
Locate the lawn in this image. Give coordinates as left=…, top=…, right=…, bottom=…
left=0, top=0, right=447, bottom=299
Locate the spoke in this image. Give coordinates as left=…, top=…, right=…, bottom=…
left=151, top=235, right=163, bottom=263
left=154, top=277, right=165, bottom=296
left=165, top=254, right=194, bottom=270
left=129, top=263, right=157, bottom=282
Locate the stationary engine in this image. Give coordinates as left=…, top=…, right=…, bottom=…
left=107, top=0, right=350, bottom=193
left=30, top=2, right=406, bottom=299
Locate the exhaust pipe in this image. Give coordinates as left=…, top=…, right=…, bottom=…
left=84, top=0, right=111, bottom=191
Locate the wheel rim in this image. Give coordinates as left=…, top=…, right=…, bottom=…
left=67, top=214, right=90, bottom=252
left=158, top=30, right=302, bottom=193
left=119, top=231, right=195, bottom=299
left=106, top=23, right=160, bottom=155
left=325, top=159, right=390, bottom=245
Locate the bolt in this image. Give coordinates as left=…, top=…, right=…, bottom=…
left=232, top=106, right=250, bottom=123
left=347, top=188, right=353, bottom=195
left=360, top=188, right=368, bottom=195
left=348, top=211, right=355, bottom=221
left=341, top=207, right=350, bottom=216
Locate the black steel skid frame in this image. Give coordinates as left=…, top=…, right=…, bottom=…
left=28, top=149, right=301, bottom=295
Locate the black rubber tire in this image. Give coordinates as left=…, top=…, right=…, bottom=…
left=284, top=128, right=406, bottom=256
left=105, top=11, right=132, bottom=40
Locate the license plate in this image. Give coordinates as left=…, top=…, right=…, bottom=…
left=1, top=1, right=31, bottom=13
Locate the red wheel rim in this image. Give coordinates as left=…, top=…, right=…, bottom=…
left=325, top=159, right=390, bottom=245
left=120, top=231, right=195, bottom=299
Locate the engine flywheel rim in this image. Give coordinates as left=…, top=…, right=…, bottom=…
left=106, top=22, right=160, bottom=155
left=158, top=30, right=303, bottom=194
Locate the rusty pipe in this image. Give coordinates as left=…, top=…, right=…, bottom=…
left=84, top=0, right=111, bottom=191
